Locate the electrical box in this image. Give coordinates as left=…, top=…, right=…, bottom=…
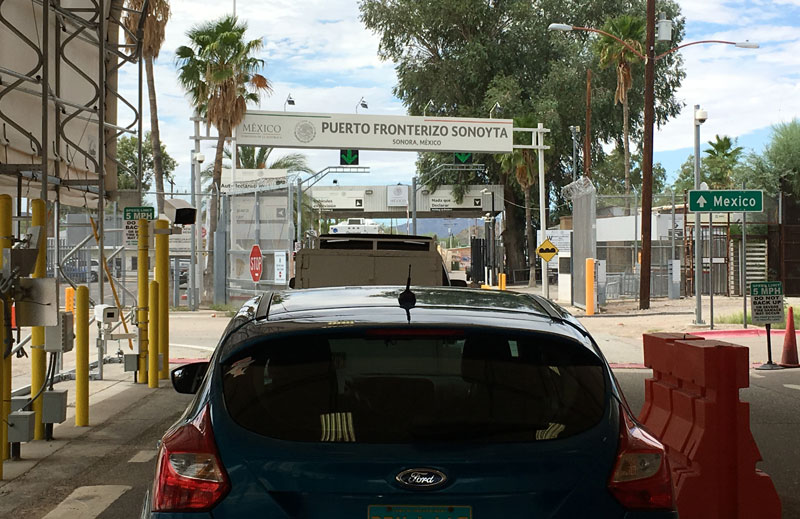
left=42, top=390, right=68, bottom=424
left=94, top=304, right=119, bottom=325
left=45, top=311, right=75, bottom=353
left=10, top=396, right=28, bottom=412
left=8, top=411, right=35, bottom=443
left=124, top=354, right=139, bottom=372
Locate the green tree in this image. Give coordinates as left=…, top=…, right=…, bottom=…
left=596, top=15, right=645, bottom=205
left=360, top=0, right=685, bottom=272
left=176, top=15, right=271, bottom=294
left=124, top=0, right=171, bottom=214
left=117, top=132, right=177, bottom=202
left=673, top=134, right=743, bottom=192
left=595, top=145, right=666, bottom=196
left=732, top=120, right=800, bottom=197
left=223, top=145, right=314, bottom=174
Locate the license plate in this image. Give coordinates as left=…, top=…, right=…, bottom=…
left=368, top=505, right=472, bottom=519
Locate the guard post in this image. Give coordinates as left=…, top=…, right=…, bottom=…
left=148, top=280, right=159, bottom=388
left=137, top=218, right=149, bottom=383
left=155, top=219, right=169, bottom=379
left=76, top=286, right=89, bottom=426
left=0, top=193, right=11, bottom=461
left=30, top=199, right=46, bottom=440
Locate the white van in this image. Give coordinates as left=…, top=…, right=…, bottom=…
left=329, top=218, right=381, bottom=234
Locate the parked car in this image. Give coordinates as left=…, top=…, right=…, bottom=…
left=142, top=287, right=676, bottom=518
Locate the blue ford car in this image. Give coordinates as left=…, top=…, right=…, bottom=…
left=142, top=286, right=677, bottom=518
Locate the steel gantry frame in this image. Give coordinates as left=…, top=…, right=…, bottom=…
left=0, top=0, right=148, bottom=307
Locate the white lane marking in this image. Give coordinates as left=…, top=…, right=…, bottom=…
left=170, top=343, right=215, bottom=351
left=43, top=485, right=131, bottom=519
left=783, top=384, right=800, bottom=391
left=751, top=372, right=765, bottom=378
left=128, top=450, right=157, bottom=463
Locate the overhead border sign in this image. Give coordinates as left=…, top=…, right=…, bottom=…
left=688, top=189, right=763, bottom=213
left=237, top=111, right=514, bottom=153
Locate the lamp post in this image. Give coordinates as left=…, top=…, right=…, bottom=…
left=694, top=105, right=707, bottom=324
left=548, top=13, right=758, bottom=309
left=489, top=102, right=502, bottom=119
left=284, top=94, right=295, bottom=111
left=423, top=99, right=434, bottom=116
left=356, top=97, right=368, bottom=113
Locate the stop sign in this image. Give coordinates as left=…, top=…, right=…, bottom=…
left=249, top=245, right=263, bottom=282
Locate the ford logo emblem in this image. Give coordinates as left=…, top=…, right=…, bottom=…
left=395, top=468, right=448, bottom=490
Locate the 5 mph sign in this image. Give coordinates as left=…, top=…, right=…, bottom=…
left=751, top=281, right=784, bottom=325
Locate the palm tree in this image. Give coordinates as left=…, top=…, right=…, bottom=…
left=597, top=15, right=646, bottom=210
left=176, top=15, right=271, bottom=294
left=705, top=134, right=744, bottom=188
left=124, top=0, right=171, bottom=214
left=223, top=145, right=314, bottom=174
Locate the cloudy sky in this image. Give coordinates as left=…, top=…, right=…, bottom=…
left=119, top=0, right=800, bottom=194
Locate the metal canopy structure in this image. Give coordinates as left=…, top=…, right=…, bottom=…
left=0, top=0, right=147, bottom=207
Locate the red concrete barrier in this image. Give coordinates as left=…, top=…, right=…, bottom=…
left=638, top=333, right=781, bottom=519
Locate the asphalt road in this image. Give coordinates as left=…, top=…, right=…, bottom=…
left=0, top=366, right=795, bottom=519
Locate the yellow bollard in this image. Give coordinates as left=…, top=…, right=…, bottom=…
left=0, top=193, right=11, bottom=460
left=586, top=258, right=595, bottom=316
left=499, top=273, right=507, bottom=291
left=0, top=298, right=4, bottom=478
left=31, top=199, right=46, bottom=440
left=148, top=280, right=159, bottom=388
left=65, top=286, right=75, bottom=314
left=155, top=219, right=169, bottom=380
left=137, top=219, right=149, bottom=383
left=75, top=286, right=89, bottom=426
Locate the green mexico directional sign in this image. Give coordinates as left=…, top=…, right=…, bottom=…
left=454, top=152, right=473, bottom=164
left=340, top=149, right=359, bottom=166
left=688, top=189, right=763, bottom=213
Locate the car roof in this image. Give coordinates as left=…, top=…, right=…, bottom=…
left=268, top=286, right=550, bottom=318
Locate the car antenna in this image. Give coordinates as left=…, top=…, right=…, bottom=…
left=398, top=264, right=416, bottom=323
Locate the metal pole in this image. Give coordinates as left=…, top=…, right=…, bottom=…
left=634, top=190, right=639, bottom=271
left=671, top=190, right=676, bottom=260
left=172, top=257, right=179, bottom=307
left=155, top=219, right=169, bottom=379
left=694, top=105, right=704, bottom=324
left=148, top=280, right=159, bottom=388
left=31, top=200, right=47, bottom=439
left=136, top=219, right=149, bottom=382
left=742, top=180, right=748, bottom=328
left=41, top=0, right=49, bottom=202
left=98, top=0, right=106, bottom=306
left=709, top=212, right=714, bottom=329
left=412, top=176, right=418, bottom=235
left=297, top=177, right=302, bottom=243
left=0, top=195, right=11, bottom=460
left=570, top=126, right=578, bottom=182
left=137, top=45, right=143, bottom=199
left=191, top=117, right=201, bottom=310
left=76, top=286, right=89, bottom=426
left=538, top=125, right=549, bottom=299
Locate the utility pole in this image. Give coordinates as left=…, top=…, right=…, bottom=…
left=584, top=71, right=592, bottom=178
left=638, top=0, right=656, bottom=310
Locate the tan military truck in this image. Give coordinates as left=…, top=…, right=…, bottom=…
left=291, top=234, right=464, bottom=288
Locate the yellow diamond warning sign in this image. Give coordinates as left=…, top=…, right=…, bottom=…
left=536, top=238, right=559, bottom=262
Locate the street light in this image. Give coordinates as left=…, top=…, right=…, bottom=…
left=423, top=99, right=435, bottom=116
left=694, top=105, right=708, bottom=325
left=284, top=94, right=295, bottom=111
left=549, top=10, right=758, bottom=309
left=489, top=102, right=502, bottom=119
left=356, top=97, right=368, bottom=113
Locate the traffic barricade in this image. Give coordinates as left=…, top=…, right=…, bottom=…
left=638, top=333, right=781, bottom=519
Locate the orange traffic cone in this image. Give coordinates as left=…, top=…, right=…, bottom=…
left=780, top=306, right=799, bottom=367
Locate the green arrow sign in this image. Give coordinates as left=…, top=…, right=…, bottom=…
left=340, top=149, right=359, bottom=165
left=454, top=152, right=473, bottom=164
left=688, top=189, right=763, bottom=212
left=123, top=206, right=155, bottom=220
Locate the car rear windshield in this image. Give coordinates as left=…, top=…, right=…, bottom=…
left=221, top=328, right=606, bottom=444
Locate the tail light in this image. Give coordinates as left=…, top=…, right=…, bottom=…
left=152, top=405, right=230, bottom=512
left=608, top=406, right=675, bottom=510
